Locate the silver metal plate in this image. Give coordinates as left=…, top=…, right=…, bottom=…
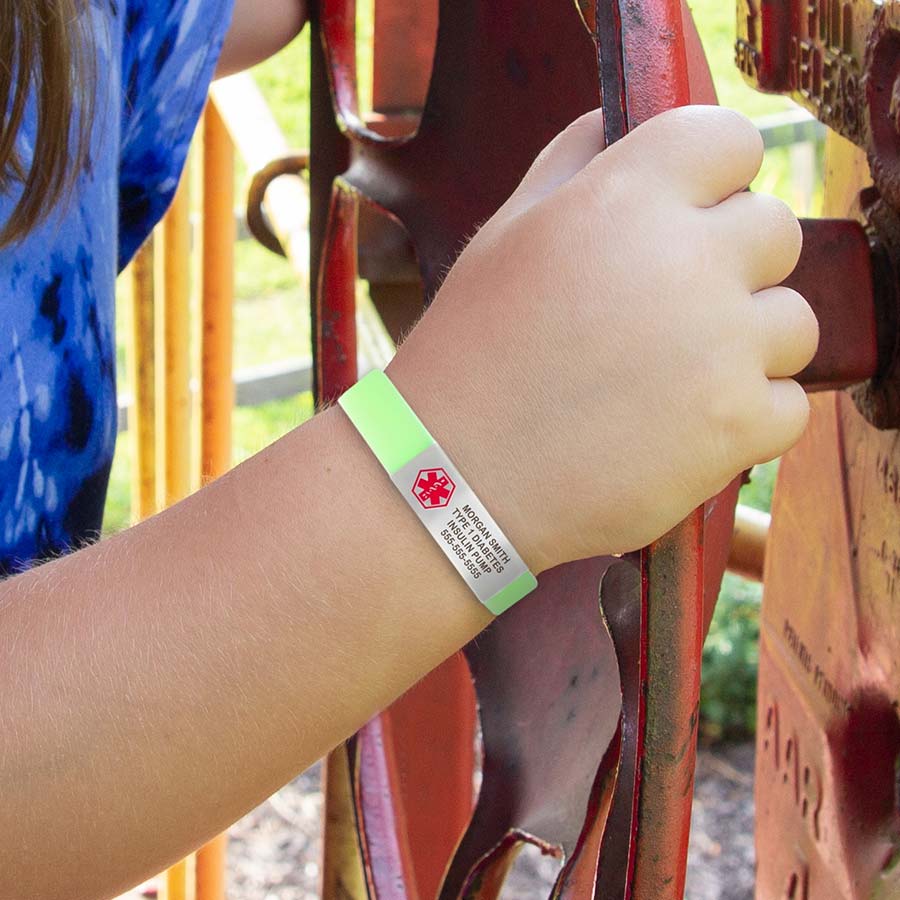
left=392, top=443, right=530, bottom=606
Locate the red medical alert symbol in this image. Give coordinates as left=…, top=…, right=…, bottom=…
left=412, top=468, right=456, bottom=509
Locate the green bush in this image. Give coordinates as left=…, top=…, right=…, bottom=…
left=699, top=462, right=776, bottom=741
left=701, top=573, right=762, bottom=741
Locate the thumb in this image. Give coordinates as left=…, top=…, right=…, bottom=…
left=499, top=109, right=606, bottom=218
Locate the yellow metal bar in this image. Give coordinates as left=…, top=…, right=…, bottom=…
left=161, top=174, right=193, bottom=507
left=195, top=834, right=227, bottom=900
left=162, top=855, right=195, bottom=900
left=727, top=504, right=770, bottom=583
left=159, top=165, right=196, bottom=898
left=322, top=749, right=368, bottom=900
left=129, top=236, right=157, bottom=522
left=200, top=99, right=235, bottom=483
left=193, top=100, right=236, bottom=900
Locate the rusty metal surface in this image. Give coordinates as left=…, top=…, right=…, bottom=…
left=371, top=3, right=437, bottom=118
left=349, top=654, right=479, bottom=900
left=598, top=0, right=713, bottom=893
left=736, top=0, right=900, bottom=206
left=750, top=112, right=900, bottom=896
left=738, top=0, right=900, bottom=891
left=442, top=558, right=623, bottom=899
left=757, top=390, right=900, bottom=898
left=322, top=745, right=369, bottom=900
left=316, top=184, right=359, bottom=404
left=852, top=204, right=900, bottom=430
left=302, top=0, right=900, bottom=895
left=321, top=0, right=600, bottom=290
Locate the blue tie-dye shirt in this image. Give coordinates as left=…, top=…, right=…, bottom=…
left=0, top=0, right=233, bottom=576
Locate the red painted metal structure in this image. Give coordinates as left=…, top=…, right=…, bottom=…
left=303, top=0, right=897, bottom=896
left=738, top=0, right=900, bottom=895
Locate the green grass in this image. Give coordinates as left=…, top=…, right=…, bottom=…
left=234, top=237, right=300, bottom=301
left=701, top=570, right=763, bottom=739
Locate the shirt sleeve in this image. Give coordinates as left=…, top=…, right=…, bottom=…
left=118, top=0, right=235, bottom=270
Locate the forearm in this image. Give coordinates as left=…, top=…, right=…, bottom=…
left=0, top=402, right=493, bottom=900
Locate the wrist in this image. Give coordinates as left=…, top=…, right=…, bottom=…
left=306, top=405, right=498, bottom=624
left=384, top=351, right=558, bottom=577
left=336, top=372, right=541, bottom=613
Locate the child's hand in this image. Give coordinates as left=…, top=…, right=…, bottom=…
left=388, top=105, right=818, bottom=573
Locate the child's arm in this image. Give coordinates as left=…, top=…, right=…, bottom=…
left=0, top=107, right=816, bottom=900
left=216, top=0, right=308, bottom=77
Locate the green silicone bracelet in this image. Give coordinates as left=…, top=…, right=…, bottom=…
left=337, top=370, right=433, bottom=474
left=338, top=371, right=538, bottom=615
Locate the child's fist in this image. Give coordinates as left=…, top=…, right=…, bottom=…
left=388, top=105, right=818, bottom=572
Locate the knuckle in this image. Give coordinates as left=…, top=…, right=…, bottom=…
left=568, top=108, right=606, bottom=137
left=748, top=195, right=802, bottom=276
left=579, top=158, right=627, bottom=211
left=779, top=387, right=811, bottom=446
left=692, top=106, right=763, bottom=168
left=650, top=106, right=759, bottom=154
left=755, top=193, right=800, bottom=235
left=656, top=104, right=749, bottom=132
left=791, top=375, right=810, bottom=407
left=772, top=287, right=819, bottom=365
left=753, top=382, right=809, bottom=464
left=717, top=107, right=764, bottom=155
left=745, top=378, right=776, bottom=427
left=789, top=290, right=820, bottom=358
left=778, top=379, right=810, bottom=430
left=637, top=106, right=710, bottom=152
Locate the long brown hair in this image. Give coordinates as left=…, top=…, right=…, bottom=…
left=0, top=1, right=94, bottom=246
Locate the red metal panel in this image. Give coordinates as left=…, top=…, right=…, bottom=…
left=739, top=0, right=900, bottom=890
left=788, top=219, right=878, bottom=392
left=739, top=0, right=900, bottom=864
left=756, top=390, right=900, bottom=898
left=441, top=558, right=624, bottom=900
left=351, top=654, right=478, bottom=900
left=597, top=0, right=712, bottom=892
